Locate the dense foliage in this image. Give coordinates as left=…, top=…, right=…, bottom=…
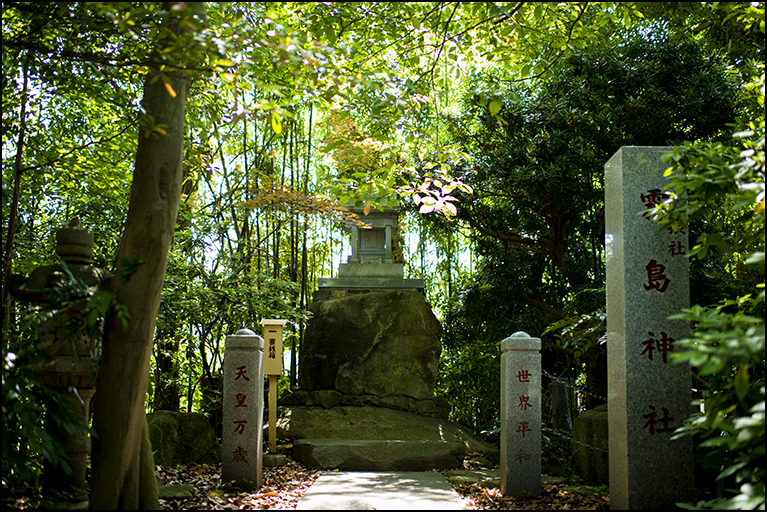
left=651, top=119, right=765, bottom=509
left=436, top=32, right=740, bottom=432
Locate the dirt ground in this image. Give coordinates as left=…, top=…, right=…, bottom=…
left=4, top=452, right=609, bottom=510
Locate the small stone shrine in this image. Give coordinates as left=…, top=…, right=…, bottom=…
left=300, top=203, right=434, bottom=400
left=281, top=204, right=494, bottom=470
left=605, top=146, right=693, bottom=509
left=315, top=204, right=424, bottom=295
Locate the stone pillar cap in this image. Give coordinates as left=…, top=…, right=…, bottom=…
left=225, top=329, right=264, bottom=349
left=502, top=332, right=541, bottom=352
left=56, top=217, right=94, bottom=265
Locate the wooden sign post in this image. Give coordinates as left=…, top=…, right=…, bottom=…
left=261, top=319, right=288, bottom=454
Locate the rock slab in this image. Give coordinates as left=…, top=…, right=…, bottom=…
left=273, top=405, right=494, bottom=454
left=147, top=410, right=220, bottom=466
left=294, top=439, right=465, bottom=471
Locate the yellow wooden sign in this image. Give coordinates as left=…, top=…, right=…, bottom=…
left=260, top=319, right=287, bottom=375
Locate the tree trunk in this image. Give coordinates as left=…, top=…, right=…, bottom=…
left=89, top=4, right=206, bottom=508
left=153, top=335, right=180, bottom=411
left=2, top=51, right=30, bottom=339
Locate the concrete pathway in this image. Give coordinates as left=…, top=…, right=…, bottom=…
left=296, top=471, right=471, bottom=510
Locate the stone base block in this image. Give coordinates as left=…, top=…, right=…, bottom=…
left=337, top=262, right=405, bottom=279
left=293, top=439, right=466, bottom=471
left=263, top=454, right=287, bottom=467
left=571, top=405, right=609, bottom=485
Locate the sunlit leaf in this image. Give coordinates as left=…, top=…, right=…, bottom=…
left=271, top=111, right=282, bottom=134
left=164, top=81, right=177, bottom=98
left=419, top=203, right=435, bottom=214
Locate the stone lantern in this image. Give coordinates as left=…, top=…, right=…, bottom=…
left=10, top=217, right=111, bottom=501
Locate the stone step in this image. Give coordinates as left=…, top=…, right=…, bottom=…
left=293, top=439, right=467, bottom=471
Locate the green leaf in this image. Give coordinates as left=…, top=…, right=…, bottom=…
left=271, top=111, right=282, bottom=134
left=734, top=365, right=750, bottom=402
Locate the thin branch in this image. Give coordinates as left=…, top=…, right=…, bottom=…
left=542, top=341, right=576, bottom=356
left=2, top=39, right=217, bottom=73
left=2, top=50, right=31, bottom=335
left=18, top=121, right=136, bottom=174
left=460, top=207, right=550, bottom=256
left=428, top=2, right=460, bottom=83
left=497, top=3, right=589, bottom=83
left=421, top=2, right=446, bottom=25
left=523, top=295, right=568, bottom=319
left=450, top=1, right=525, bottom=42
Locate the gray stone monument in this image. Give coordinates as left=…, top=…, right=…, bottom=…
left=605, top=146, right=693, bottom=509
left=549, top=378, right=575, bottom=431
left=501, top=332, right=541, bottom=498
left=222, top=329, right=264, bottom=490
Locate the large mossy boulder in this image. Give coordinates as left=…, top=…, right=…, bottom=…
left=147, top=410, right=220, bottom=466
left=298, top=289, right=441, bottom=400
left=571, top=405, right=609, bottom=485
left=273, top=405, right=494, bottom=454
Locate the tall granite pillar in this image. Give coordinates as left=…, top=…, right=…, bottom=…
left=222, top=329, right=264, bottom=490
left=605, top=146, right=693, bottom=509
left=501, top=332, right=541, bottom=497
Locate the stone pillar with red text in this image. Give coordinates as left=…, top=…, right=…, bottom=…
left=501, top=332, right=541, bottom=497
left=606, top=146, right=693, bottom=509
left=222, top=329, right=264, bottom=490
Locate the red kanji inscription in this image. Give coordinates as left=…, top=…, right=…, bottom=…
left=234, top=365, right=250, bottom=381
left=233, top=420, right=247, bottom=434
left=232, top=446, right=248, bottom=463
left=644, top=259, right=670, bottom=293
left=642, top=405, right=675, bottom=435
left=668, top=241, right=686, bottom=257
left=516, top=449, right=532, bottom=464
left=640, top=189, right=669, bottom=217
left=641, top=331, right=675, bottom=363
